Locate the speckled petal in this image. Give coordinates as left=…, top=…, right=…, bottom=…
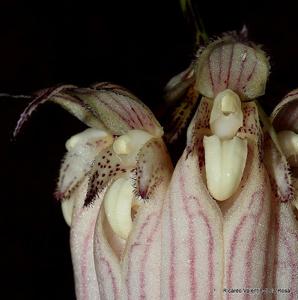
left=84, top=145, right=129, bottom=207
left=57, top=131, right=113, bottom=201
left=134, top=138, right=173, bottom=200
left=92, top=139, right=173, bottom=299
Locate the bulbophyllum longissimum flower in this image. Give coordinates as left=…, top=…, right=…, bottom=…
left=15, top=83, right=173, bottom=299
left=15, top=34, right=298, bottom=299
left=162, top=34, right=298, bottom=299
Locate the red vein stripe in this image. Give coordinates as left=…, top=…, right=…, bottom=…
left=280, top=234, right=296, bottom=300
left=126, top=212, right=160, bottom=300
left=246, top=49, right=258, bottom=82
left=275, top=207, right=298, bottom=299
left=80, top=220, right=96, bottom=300
left=167, top=161, right=216, bottom=299
left=139, top=214, right=161, bottom=299
left=168, top=185, right=177, bottom=300
left=94, top=92, right=134, bottom=128
left=13, top=84, right=76, bottom=137
left=261, top=198, right=277, bottom=292
left=243, top=189, right=266, bottom=297
left=95, top=215, right=121, bottom=300
left=208, top=52, right=215, bottom=95
left=109, top=92, right=142, bottom=128
left=97, top=86, right=154, bottom=130
left=226, top=43, right=235, bottom=89
left=218, top=45, right=223, bottom=85
left=180, top=175, right=216, bottom=300
left=99, top=257, right=119, bottom=300
left=226, top=189, right=266, bottom=300
left=236, top=48, right=248, bottom=90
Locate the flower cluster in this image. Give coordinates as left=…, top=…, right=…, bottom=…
left=16, top=35, right=298, bottom=299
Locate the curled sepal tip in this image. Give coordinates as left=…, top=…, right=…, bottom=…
left=13, top=84, right=104, bottom=137
left=14, top=83, right=163, bottom=138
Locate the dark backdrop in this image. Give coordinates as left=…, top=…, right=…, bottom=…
left=2, top=1, right=298, bottom=299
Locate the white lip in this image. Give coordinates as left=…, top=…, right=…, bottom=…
left=203, top=135, right=248, bottom=201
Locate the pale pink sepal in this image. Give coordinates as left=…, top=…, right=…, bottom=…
left=161, top=152, right=224, bottom=299
left=69, top=179, right=102, bottom=300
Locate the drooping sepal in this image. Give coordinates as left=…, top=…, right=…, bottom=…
left=13, top=85, right=104, bottom=137
left=14, top=83, right=163, bottom=138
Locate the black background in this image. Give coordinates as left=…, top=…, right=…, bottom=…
left=2, top=1, right=298, bottom=299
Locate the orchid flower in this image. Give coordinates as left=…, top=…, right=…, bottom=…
left=15, top=83, right=173, bottom=299
left=162, top=34, right=298, bottom=298
left=15, top=33, right=298, bottom=299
